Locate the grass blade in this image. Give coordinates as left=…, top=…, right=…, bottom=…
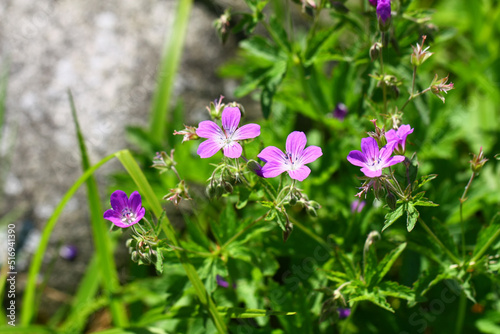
left=115, top=150, right=228, bottom=333
left=148, top=0, right=193, bottom=145
left=20, top=152, right=117, bottom=325
left=68, top=90, right=128, bottom=326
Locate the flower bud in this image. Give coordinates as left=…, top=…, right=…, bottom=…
left=223, top=181, right=233, bottom=194
left=333, top=103, right=348, bottom=121
left=386, top=191, right=397, bottom=210
left=377, top=0, right=391, bottom=31
left=469, top=147, right=488, bottom=173
left=207, top=95, right=225, bottom=119
left=369, top=42, right=382, bottom=62
left=430, top=74, right=454, bottom=103
left=213, top=9, right=231, bottom=44
left=411, top=35, right=433, bottom=67
left=173, top=125, right=199, bottom=143
left=131, top=251, right=139, bottom=262
left=306, top=206, right=318, bottom=218
left=206, top=182, right=217, bottom=199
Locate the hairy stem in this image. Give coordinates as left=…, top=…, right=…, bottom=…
left=460, top=172, right=476, bottom=258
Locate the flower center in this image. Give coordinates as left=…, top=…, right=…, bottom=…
left=368, top=156, right=383, bottom=170
left=285, top=152, right=300, bottom=170
left=121, top=208, right=137, bottom=225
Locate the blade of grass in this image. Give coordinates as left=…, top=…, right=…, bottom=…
left=68, top=90, right=128, bottom=326
left=20, top=152, right=117, bottom=325
left=115, top=150, right=228, bottom=333
left=148, top=0, right=193, bottom=145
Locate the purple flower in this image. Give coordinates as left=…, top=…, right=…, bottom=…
left=59, top=245, right=78, bottom=261
left=333, top=103, right=348, bottom=121
left=385, top=124, right=413, bottom=155
left=103, top=190, right=146, bottom=228
left=216, top=274, right=229, bottom=288
left=196, top=107, right=260, bottom=159
left=338, top=308, right=351, bottom=319
left=351, top=199, right=366, bottom=213
left=369, top=0, right=377, bottom=7
left=376, top=0, right=391, bottom=23
left=258, top=131, right=323, bottom=182
left=347, top=137, right=404, bottom=178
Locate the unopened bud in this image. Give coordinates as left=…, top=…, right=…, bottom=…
left=131, top=251, right=139, bottom=262
left=206, top=183, right=217, bottom=199
left=307, top=206, right=318, bottom=217
left=370, top=42, right=382, bottom=62
left=223, top=181, right=233, bottom=194
left=386, top=192, right=397, bottom=210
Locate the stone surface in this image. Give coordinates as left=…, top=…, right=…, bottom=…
left=0, top=0, right=245, bottom=318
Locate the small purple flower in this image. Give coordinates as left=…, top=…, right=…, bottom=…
left=376, top=0, right=391, bottom=23
left=385, top=124, right=413, bottom=155
left=351, top=199, right=366, bottom=213
left=369, top=0, right=377, bottom=7
left=258, top=131, right=323, bottom=182
left=338, top=308, right=351, bottom=319
left=347, top=137, right=404, bottom=178
left=216, top=274, right=229, bottom=288
left=333, top=103, right=348, bottom=121
left=196, top=107, right=260, bottom=159
left=59, top=245, right=78, bottom=261
left=103, top=190, right=146, bottom=228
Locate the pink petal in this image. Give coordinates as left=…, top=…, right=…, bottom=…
left=222, top=141, right=243, bottom=158
left=385, top=129, right=397, bottom=144
left=232, top=123, right=260, bottom=140
left=197, top=139, right=222, bottom=158
left=258, top=146, right=286, bottom=163
left=288, top=166, right=311, bottom=181
left=135, top=207, right=146, bottom=224
left=347, top=150, right=366, bottom=167
left=286, top=131, right=307, bottom=157
left=196, top=120, right=223, bottom=139
left=384, top=155, right=405, bottom=168
left=300, top=146, right=322, bottom=164
left=379, top=144, right=395, bottom=161
left=110, top=190, right=128, bottom=212
left=221, top=107, right=241, bottom=133
left=361, top=167, right=382, bottom=178
left=103, top=209, right=129, bottom=228
left=128, top=191, right=142, bottom=213
left=360, top=137, right=379, bottom=160
left=261, top=161, right=288, bottom=179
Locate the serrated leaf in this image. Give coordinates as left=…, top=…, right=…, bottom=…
left=324, top=270, right=349, bottom=283
left=275, top=210, right=287, bottom=231
left=372, top=243, right=406, bottom=286
left=349, top=290, right=394, bottom=313
left=303, top=27, right=336, bottom=65
left=406, top=203, right=419, bottom=232
left=379, top=281, right=414, bottom=300
left=335, top=248, right=357, bottom=280
left=268, top=16, right=291, bottom=52
left=382, top=204, right=405, bottom=232
left=364, top=241, right=379, bottom=286
left=240, top=36, right=282, bottom=62
left=413, top=200, right=439, bottom=207
left=417, top=174, right=438, bottom=189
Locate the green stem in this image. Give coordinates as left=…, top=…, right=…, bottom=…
left=220, top=214, right=267, bottom=250
left=471, top=212, right=500, bottom=263
left=460, top=172, right=476, bottom=259
left=379, top=35, right=387, bottom=114
left=400, top=87, right=431, bottom=111
left=290, top=216, right=331, bottom=251
left=411, top=66, right=417, bottom=97
left=419, top=217, right=461, bottom=264
left=454, top=292, right=467, bottom=334
left=116, top=150, right=227, bottom=333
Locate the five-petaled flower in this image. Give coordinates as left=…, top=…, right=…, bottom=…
left=196, top=107, right=260, bottom=159
left=347, top=137, right=404, bottom=178
left=258, top=131, right=322, bottom=182
left=385, top=124, right=413, bottom=155
left=103, top=190, right=145, bottom=228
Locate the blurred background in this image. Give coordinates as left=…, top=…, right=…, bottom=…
left=0, top=0, right=499, bottom=329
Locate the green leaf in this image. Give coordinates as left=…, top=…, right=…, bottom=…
left=268, top=16, right=291, bottom=52
left=303, top=27, right=337, bottom=66
left=240, top=36, right=283, bottom=62
left=372, top=243, right=407, bottom=286
left=406, top=203, right=419, bottom=232
left=275, top=209, right=287, bottom=231
left=349, top=290, right=394, bottom=313
left=261, top=60, right=288, bottom=118
left=379, top=281, right=414, bottom=300
left=382, top=204, right=405, bottom=232
left=335, top=248, right=357, bottom=280
left=324, top=270, right=349, bottom=283
left=364, top=241, right=379, bottom=286
left=413, top=200, right=439, bottom=207
left=473, top=213, right=500, bottom=260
